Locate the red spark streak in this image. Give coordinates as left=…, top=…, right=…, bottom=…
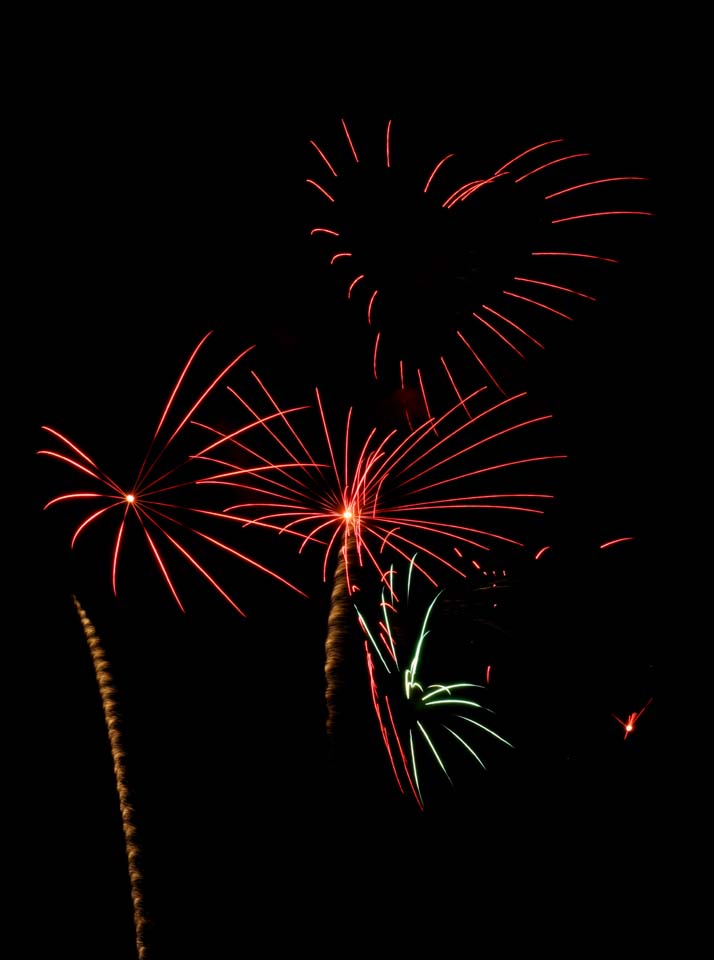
left=514, top=153, right=590, bottom=182
left=552, top=211, right=654, bottom=224
left=424, top=154, right=455, bottom=193
left=532, top=251, right=618, bottom=263
left=502, top=291, right=574, bottom=321
left=512, top=277, right=596, bottom=301
left=341, top=118, right=359, bottom=162
left=481, top=304, right=546, bottom=349
left=306, top=179, right=334, bottom=202
left=545, top=177, right=649, bottom=199
left=364, top=644, right=423, bottom=808
left=600, top=537, right=635, bottom=549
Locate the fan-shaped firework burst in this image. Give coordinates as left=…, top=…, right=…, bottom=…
left=306, top=117, right=653, bottom=396
left=356, top=557, right=513, bottom=810
left=199, top=371, right=564, bottom=739
left=210, top=376, right=564, bottom=592
left=38, top=332, right=308, bottom=616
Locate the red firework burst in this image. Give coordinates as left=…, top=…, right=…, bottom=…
left=38, top=332, right=308, bottom=615
left=306, top=117, right=653, bottom=396
left=612, top=697, right=654, bottom=740
left=196, top=369, right=566, bottom=595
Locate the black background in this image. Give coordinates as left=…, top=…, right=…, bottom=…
left=17, top=19, right=689, bottom=960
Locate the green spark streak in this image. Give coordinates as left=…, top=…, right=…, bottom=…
left=424, top=697, right=495, bottom=712
left=422, top=682, right=482, bottom=701
left=456, top=714, right=515, bottom=747
left=405, top=591, right=443, bottom=698
left=416, top=720, right=453, bottom=784
left=441, top=724, right=488, bottom=770
left=406, top=553, right=419, bottom=601
left=361, top=552, right=515, bottom=807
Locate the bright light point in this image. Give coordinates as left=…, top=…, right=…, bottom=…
left=126, top=494, right=135, bottom=503
left=342, top=508, right=353, bottom=521
left=612, top=698, right=653, bottom=740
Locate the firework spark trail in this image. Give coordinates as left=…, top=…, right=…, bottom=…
left=73, top=597, right=148, bottom=959
left=324, top=538, right=358, bottom=744
left=201, top=373, right=563, bottom=741
left=38, top=333, right=307, bottom=615
left=307, top=118, right=652, bottom=396
left=612, top=696, right=654, bottom=739
left=356, top=557, right=513, bottom=808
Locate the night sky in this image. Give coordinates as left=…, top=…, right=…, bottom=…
left=20, top=31, right=685, bottom=960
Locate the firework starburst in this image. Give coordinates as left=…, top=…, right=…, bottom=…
left=38, top=332, right=308, bottom=615
left=307, top=117, right=653, bottom=396
left=357, top=556, right=513, bottom=809
left=199, top=370, right=563, bottom=740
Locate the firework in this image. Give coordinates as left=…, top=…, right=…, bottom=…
left=356, top=557, right=513, bottom=809
left=38, top=332, right=308, bottom=616
left=37, top=334, right=311, bottom=955
left=199, top=371, right=564, bottom=740
left=213, top=379, right=562, bottom=589
left=612, top=697, right=654, bottom=740
left=307, top=117, right=653, bottom=395
left=73, top=597, right=148, bottom=958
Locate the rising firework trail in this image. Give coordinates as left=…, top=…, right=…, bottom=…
left=73, top=597, right=148, bottom=959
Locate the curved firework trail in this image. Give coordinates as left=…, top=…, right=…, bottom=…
left=324, top=537, right=358, bottom=743
left=38, top=332, right=308, bottom=616
left=197, top=370, right=565, bottom=742
left=306, top=117, right=653, bottom=398
left=356, top=557, right=513, bottom=810
left=73, top=597, right=148, bottom=959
